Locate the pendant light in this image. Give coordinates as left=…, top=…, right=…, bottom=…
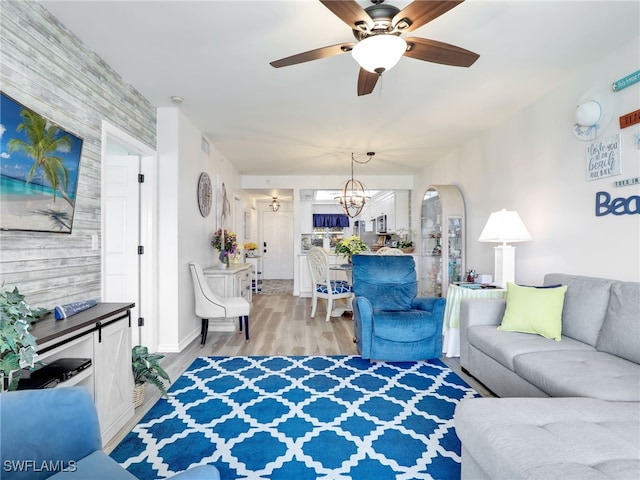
left=270, top=197, right=280, bottom=212
left=335, top=152, right=374, bottom=218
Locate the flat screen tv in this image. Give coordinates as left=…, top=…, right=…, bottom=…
left=0, top=92, right=84, bottom=233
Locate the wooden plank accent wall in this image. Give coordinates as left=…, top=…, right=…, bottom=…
left=0, top=2, right=156, bottom=308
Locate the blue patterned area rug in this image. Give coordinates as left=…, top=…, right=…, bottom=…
left=111, top=356, right=479, bottom=480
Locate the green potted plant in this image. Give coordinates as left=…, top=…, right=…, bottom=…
left=395, top=228, right=415, bottom=253
left=132, top=345, right=171, bottom=407
left=0, top=286, right=48, bottom=391
left=335, top=235, right=369, bottom=262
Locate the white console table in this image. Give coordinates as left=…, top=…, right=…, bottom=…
left=203, top=263, right=253, bottom=333
left=28, top=302, right=135, bottom=444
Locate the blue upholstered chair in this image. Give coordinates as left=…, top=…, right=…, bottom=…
left=351, top=255, right=446, bottom=362
left=0, top=387, right=219, bottom=480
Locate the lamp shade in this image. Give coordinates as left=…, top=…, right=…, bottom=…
left=351, top=35, right=407, bottom=74
left=478, top=209, right=532, bottom=245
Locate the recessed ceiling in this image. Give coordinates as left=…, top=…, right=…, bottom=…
left=41, top=0, right=640, bottom=177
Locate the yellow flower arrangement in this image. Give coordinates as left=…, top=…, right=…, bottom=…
left=335, top=235, right=369, bottom=256
left=244, top=242, right=258, bottom=251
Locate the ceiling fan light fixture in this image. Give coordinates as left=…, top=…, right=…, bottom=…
left=352, top=34, right=407, bottom=74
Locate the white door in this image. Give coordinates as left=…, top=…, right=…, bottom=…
left=104, top=154, right=140, bottom=345
left=262, top=210, right=294, bottom=279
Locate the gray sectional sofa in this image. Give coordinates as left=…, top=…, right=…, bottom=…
left=454, top=273, right=640, bottom=479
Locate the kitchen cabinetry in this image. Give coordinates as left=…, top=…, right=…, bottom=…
left=28, top=303, right=135, bottom=444
left=420, top=185, right=465, bottom=297
left=364, top=190, right=409, bottom=234
left=203, top=263, right=253, bottom=331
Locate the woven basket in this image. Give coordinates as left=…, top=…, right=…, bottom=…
left=132, top=383, right=147, bottom=408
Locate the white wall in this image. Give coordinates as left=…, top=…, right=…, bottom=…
left=157, top=107, right=244, bottom=351
left=413, top=37, right=640, bottom=284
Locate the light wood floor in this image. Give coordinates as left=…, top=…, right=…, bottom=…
left=105, top=291, right=491, bottom=452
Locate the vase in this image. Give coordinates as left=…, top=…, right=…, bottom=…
left=132, top=383, right=146, bottom=408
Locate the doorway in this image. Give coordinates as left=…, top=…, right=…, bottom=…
left=101, top=122, right=157, bottom=349
left=262, top=210, right=294, bottom=279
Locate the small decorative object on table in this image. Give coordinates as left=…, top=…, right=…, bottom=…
left=132, top=345, right=171, bottom=407
left=335, top=235, right=369, bottom=262
left=244, top=242, right=258, bottom=257
left=0, top=286, right=48, bottom=391
left=212, top=228, right=237, bottom=267
left=395, top=228, right=415, bottom=253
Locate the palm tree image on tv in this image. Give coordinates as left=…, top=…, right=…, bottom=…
left=0, top=92, right=83, bottom=233
left=8, top=109, right=74, bottom=207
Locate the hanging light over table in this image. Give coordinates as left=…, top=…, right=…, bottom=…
left=335, top=152, right=374, bottom=218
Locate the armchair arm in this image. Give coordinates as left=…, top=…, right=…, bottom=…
left=352, top=296, right=374, bottom=358
left=411, top=296, right=446, bottom=317
left=1, top=387, right=102, bottom=480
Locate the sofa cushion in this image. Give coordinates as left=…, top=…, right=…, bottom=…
left=544, top=273, right=614, bottom=346
left=596, top=281, right=640, bottom=364
left=455, top=397, right=640, bottom=480
left=514, top=350, right=640, bottom=402
left=498, top=282, right=567, bottom=341
left=468, top=325, right=593, bottom=371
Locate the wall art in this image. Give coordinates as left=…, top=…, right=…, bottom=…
left=586, top=133, right=621, bottom=181
left=0, top=92, right=84, bottom=233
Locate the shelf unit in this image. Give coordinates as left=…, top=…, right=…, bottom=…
left=26, top=303, right=135, bottom=444
left=420, top=185, right=465, bottom=297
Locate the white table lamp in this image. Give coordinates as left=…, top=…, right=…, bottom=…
left=478, top=209, right=532, bottom=287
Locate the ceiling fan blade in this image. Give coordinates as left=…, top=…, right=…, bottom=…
left=320, top=0, right=373, bottom=31
left=270, top=42, right=355, bottom=68
left=404, top=37, right=479, bottom=67
left=357, top=68, right=379, bottom=96
left=393, top=0, right=464, bottom=33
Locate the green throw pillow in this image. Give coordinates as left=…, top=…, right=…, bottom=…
left=498, top=282, right=568, bottom=341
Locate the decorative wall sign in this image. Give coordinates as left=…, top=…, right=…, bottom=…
left=612, top=70, right=640, bottom=92
left=619, top=109, right=640, bottom=129
left=613, top=177, right=639, bottom=188
left=586, top=134, right=621, bottom=181
left=595, top=191, right=640, bottom=216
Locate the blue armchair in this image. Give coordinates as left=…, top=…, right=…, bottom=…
left=0, top=387, right=219, bottom=480
left=351, top=255, right=446, bottom=362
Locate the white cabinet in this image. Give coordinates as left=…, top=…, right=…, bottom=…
left=94, top=316, right=134, bottom=443
left=203, top=263, right=253, bottom=331
left=28, top=303, right=134, bottom=445
left=364, top=190, right=410, bottom=234
left=420, top=185, right=465, bottom=297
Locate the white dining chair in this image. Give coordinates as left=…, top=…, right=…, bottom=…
left=307, top=247, right=353, bottom=322
left=376, top=247, right=405, bottom=255
left=189, top=262, right=251, bottom=345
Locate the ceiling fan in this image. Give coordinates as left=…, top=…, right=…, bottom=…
left=270, top=0, right=480, bottom=96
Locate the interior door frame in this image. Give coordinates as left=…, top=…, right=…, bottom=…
left=101, top=121, right=157, bottom=350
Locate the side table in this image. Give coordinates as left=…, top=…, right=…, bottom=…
left=442, top=284, right=506, bottom=357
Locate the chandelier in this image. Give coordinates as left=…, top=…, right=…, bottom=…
left=270, top=197, right=280, bottom=212
left=335, top=152, right=374, bottom=218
